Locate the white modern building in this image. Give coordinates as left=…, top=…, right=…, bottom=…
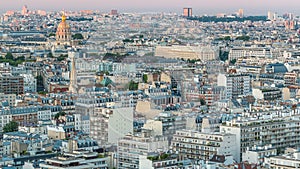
left=37, top=109, right=56, bottom=121
left=40, top=151, right=109, bottom=169
left=265, top=150, right=300, bottom=169
left=108, top=107, right=134, bottom=144
left=171, top=130, right=238, bottom=162
left=217, top=73, right=251, bottom=99
left=118, top=130, right=169, bottom=169
left=220, top=116, right=300, bottom=162
left=74, top=113, right=90, bottom=134
left=242, top=145, right=277, bottom=165
left=228, top=47, right=272, bottom=60
left=90, top=107, right=134, bottom=145
left=20, top=73, right=37, bottom=93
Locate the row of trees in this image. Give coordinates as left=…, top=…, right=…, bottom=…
left=103, top=53, right=128, bottom=62
left=0, top=52, right=26, bottom=66
left=3, top=121, right=18, bottom=133
left=46, top=53, right=68, bottom=61
left=215, top=35, right=250, bottom=41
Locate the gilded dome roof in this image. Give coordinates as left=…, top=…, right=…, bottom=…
left=57, top=14, right=70, bottom=30
left=56, top=13, right=71, bottom=44
left=57, top=21, right=70, bottom=29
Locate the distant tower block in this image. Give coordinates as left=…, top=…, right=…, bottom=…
left=56, top=13, right=71, bottom=45
left=22, top=5, right=29, bottom=15
left=183, top=8, right=192, bottom=17
left=110, top=9, right=118, bottom=15
left=238, top=9, right=244, bottom=18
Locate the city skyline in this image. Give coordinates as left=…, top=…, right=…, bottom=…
left=1, top=0, right=300, bottom=15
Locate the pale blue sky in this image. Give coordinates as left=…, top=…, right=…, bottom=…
left=1, top=0, right=299, bottom=15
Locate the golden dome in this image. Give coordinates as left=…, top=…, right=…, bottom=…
left=57, top=21, right=70, bottom=29
left=56, top=13, right=71, bottom=44
left=62, top=14, right=66, bottom=22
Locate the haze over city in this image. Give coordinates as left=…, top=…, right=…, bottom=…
left=2, top=0, right=300, bottom=168
left=1, top=0, right=300, bottom=15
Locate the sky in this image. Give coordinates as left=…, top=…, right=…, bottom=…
left=1, top=0, right=299, bottom=15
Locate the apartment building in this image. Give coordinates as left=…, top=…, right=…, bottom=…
left=118, top=131, right=169, bottom=169
left=20, top=73, right=37, bottom=93
left=12, top=110, right=38, bottom=127
left=171, top=130, right=238, bottom=162
left=90, top=107, right=133, bottom=145
left=0, top=105, right=62, bottom=132
left=37, top=109, right=57, bottom=121
left=265, top=150, right=300, bottom=169
left=220, top=116, right=300, bottom=162
left=0, top=93, right=16, bottom=107
left=144, top=111, right=186, bottom=143
left=0, top=73, right=24, bottom=95
left=228, top=47, right=272, bottom=60
left=74, top=113, right=90, bottom=134
left=47, top=126, right=66, bottom=140
left=242, top=145, right=277, bottom=165
left=139, top=153, right=179, bottom=169
left=40, top=151, right=109, bottom=169
left=252, top=87, right=282, bottom=101
left=284, top=72, right=297, bottom=85
left=217, top=73, right=251, bottom=99
left=99, top=62, right=137, bottom=74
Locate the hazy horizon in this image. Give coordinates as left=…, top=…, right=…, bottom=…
left=1, top=0, right=300, bottom=15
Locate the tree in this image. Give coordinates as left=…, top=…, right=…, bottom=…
left=200, top=98, right=206, bottom=106
left=224, top=36, right=231, bottom=41
left=37, top=75, right=43, bottom=81
left=3, top=121, right=18, bottom=133
left=48, top=33, right=56, bottom=37
left=236, top=35, right=250, bottom=41
left=219, top=51, right=229, bottom=61
left=54, top=111, right=66, bottom=119
left=160, top=153, right=169, bottom=160
left=142, top=74, right=148, bottom=83
left=230, top=59, right=237, bottom=65
left=57, top=54, right=68, bottom=61
left=47, top=52, right=54, bottom=58
left=128, top=81, right=138, bottom=90
left=38, top=91, right=47, bottom=95
left=72, top=33, right=84, bottom=39
left=5, top=52, right=14, bottom=60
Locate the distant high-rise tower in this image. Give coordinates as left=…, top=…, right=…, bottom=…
left=267, top=11, right=273, bottom=20
left=238, top=9, right=244, bottom=18
left=285, top=20, right=297, bottom=30
left=288, top=13, right=294, bottom=20
left=183, top=8, right=192, bottom=17
left=22, top=5, right=28, bottom=15
left=268, top=11, right=278, bottom=21
left=110, top=9, right=118, bottom=15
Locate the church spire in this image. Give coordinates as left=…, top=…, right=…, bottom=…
left=69, top=52, right=78, bottom=93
